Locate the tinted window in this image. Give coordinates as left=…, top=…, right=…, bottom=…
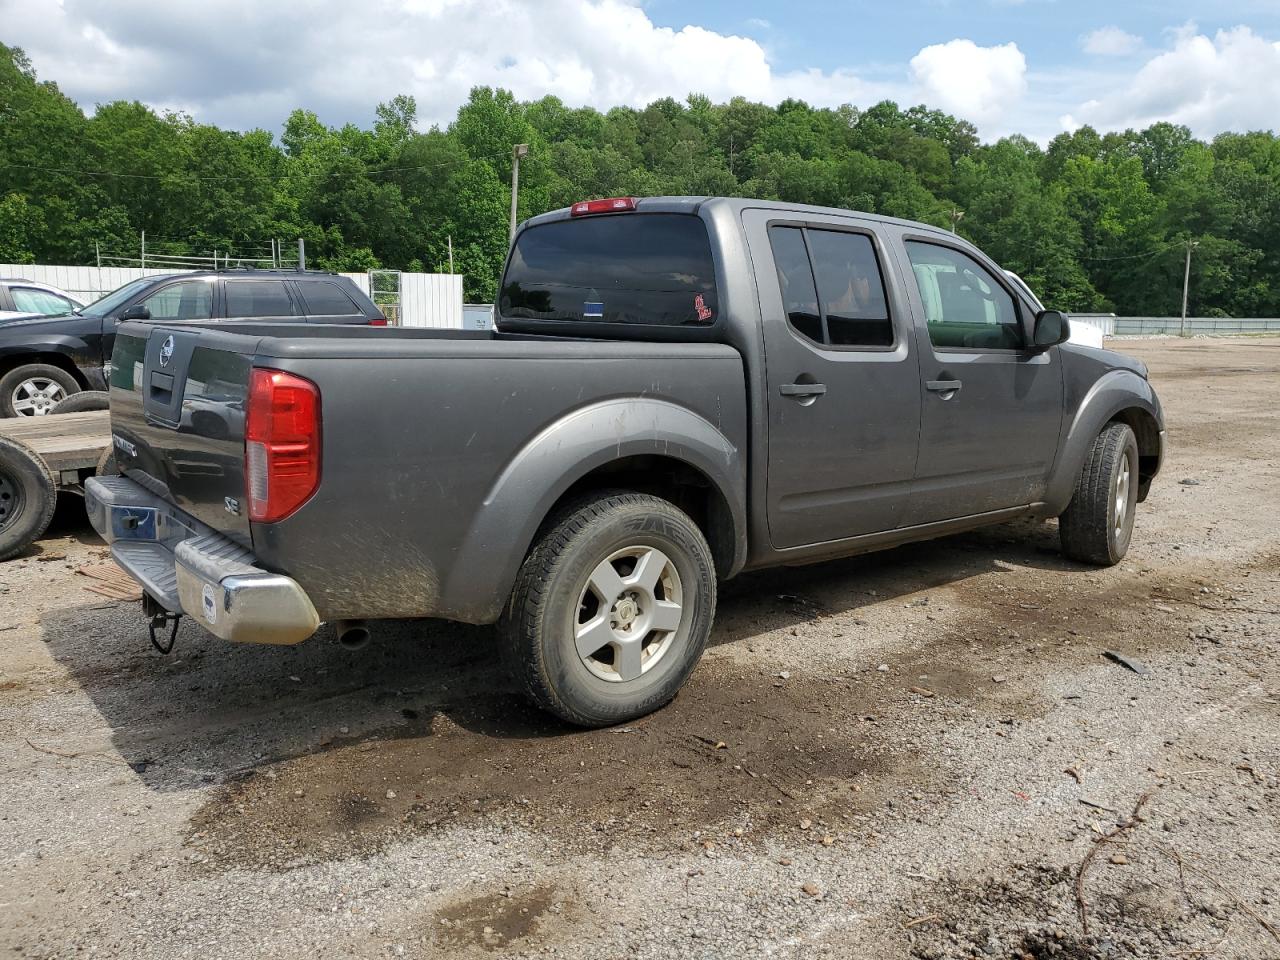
left=142, top=280, right=213, bottom=321
left=299, top=281, right=359, bottom=316
left=904, top=242, right=1022, bottom=350
left=767, top=226, right=893, bottom=348
left=225, top=280, right=295, bottom=318
left=806, top=231, right=892, bottom=346
left=10, top=288, right=74, bottom=316
left=501, top=214, right=717, bottom=326
left=768, top=226, right=822, bottom=343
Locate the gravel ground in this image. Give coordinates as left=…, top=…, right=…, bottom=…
left=2, top=337, right=1279, bottom=960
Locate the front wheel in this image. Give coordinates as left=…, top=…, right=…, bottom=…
left=1059, top=422, right=1139, bottom=565
left=501, top=491, right=717, bottom=727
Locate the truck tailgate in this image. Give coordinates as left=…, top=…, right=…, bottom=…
left=108, top=324, right=257, bottom=546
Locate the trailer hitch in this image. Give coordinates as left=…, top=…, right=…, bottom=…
left=142, top=594, right=181, bottom=655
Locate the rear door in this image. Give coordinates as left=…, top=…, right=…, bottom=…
left=896, top=236, right=1063, bottom=524
left=743, top=209, right=921, bottom=549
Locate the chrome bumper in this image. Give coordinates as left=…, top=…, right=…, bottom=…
left=84, top=475, right=320, bottom=645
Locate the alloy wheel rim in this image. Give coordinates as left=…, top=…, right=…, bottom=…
left=574, top=545, right=684, bottom=683
left=1114, top=456, right=1131, bottom=539
left=11, top=378, right=67, bottom=416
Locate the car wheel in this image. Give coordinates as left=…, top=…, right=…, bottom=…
left=0, top=364, right=81, bottom=417
left=1059, top=422, right=1139, bottom=566
left=51, top=390, right=109, bottom=414
left=501, top=491, right=717, bottom=727
left=0, top=436, right=57, bottom=562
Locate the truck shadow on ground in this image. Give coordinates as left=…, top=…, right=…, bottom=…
left=38, top=515, right=1079, bottom=806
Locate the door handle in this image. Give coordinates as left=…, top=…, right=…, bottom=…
left=779, top=383, right=827, bottom=398
left=926, top=379, right=962, bottom=395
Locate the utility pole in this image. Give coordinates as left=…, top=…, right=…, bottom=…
left=949, top=209, right=964, bottom=234
left=140, top=230, right=146, bottom=269
left=447, top=234, right=454, bottom=274
left=95, top=241, right=101, bottom=268
left=509, top=143, right=529, bottom=244
left=297, top=237, right=306, bottom=271
left=1180, top=239, right=1199, bottom=336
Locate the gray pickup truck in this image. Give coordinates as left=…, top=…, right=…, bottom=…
left=85, top=196, right=1164, bottom=726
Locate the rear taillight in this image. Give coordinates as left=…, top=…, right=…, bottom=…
left=245, top=368, right=320, bottom=523
left=570, top=197, right=636, bottom=216
left=369, top=316, right=387, bottom=327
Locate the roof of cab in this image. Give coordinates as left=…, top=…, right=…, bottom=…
left=519, top=195, right=960, bottom=243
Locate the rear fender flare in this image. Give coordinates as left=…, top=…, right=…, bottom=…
left=1044, top=369, right=1162, bottom=514
left=441, top=398, right=746, bottom=623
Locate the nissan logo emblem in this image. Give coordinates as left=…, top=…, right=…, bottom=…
left=159, top=335, right=175, bottom=368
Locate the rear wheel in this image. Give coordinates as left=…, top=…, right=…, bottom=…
left=0, top=436, right=57, bottom=561
left=501, top=491, right=717, bottom=727
left=1059, top=422, right=1139, bottom=566
left=0, top=364, right=80, bottom=417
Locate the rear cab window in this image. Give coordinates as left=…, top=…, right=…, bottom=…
left=500, top=213, right=718, bottom=328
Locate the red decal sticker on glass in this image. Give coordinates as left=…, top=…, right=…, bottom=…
left=694, top=294, right=713, bottom=322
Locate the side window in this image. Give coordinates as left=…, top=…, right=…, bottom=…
left=904, top=242, right=1022, bottom=350
left=806, top=230, right=892, bottom=346
left=298, top=281, right=359, bottom=316
left=767, top=225, right=894, bottom=348
left=10, top=288, right=73, bottom=315
left=769, top=226, right=822, bottom=343
left=142, top=281, right=213, bottom=321
left=224, top=280, right=295, bottom=318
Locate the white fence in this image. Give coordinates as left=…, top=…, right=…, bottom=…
left=0, top=263, right=463, bottom=328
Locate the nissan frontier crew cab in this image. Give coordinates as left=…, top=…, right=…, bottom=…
left=85, top=196, right=1165, bottom=727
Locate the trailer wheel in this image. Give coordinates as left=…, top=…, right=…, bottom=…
left=0, top=435, right=57, bottom=562
left=52, top=390, right=109, bottom=414
left=501, top=491, right=717, bottom=727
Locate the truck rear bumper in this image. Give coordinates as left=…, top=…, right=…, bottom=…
left=84, top=475, right=320, bottom=645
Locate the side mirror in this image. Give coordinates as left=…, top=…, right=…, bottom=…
left=119, top=304, right=151, bottom=322
left=1032, top=310, right=1070, bottom=349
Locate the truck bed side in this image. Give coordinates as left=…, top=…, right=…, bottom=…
left=107, top=322, right=748, bottom=624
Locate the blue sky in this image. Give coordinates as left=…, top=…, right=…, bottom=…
left=3, top=0, right=1279, bottom=142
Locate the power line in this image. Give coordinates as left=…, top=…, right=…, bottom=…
left=0, top=146, right=515, bottom=185
left=1078, top=242, right=1183, bottom=263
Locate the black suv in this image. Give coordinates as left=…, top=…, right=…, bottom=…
left=0, top=270, right=384, bottom=416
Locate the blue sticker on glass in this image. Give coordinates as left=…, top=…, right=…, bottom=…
left=583, top=302, right=604, bottom=318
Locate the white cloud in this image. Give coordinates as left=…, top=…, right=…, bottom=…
left=745, top=17, right=772, bottom=30
left=1081, top=26, right=1142, bottom=57
left=909, top=39, right=1028, bottom=126
left=0, top=0, right=889, bottom=132
left=1063, top=26, right=1280, bottom=137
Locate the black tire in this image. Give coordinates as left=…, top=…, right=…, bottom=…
left=0, top=363, right=80, bottom=418
left=52, top=390, right=109, bottom=414
left=501, top=491, right=717, bottom=727
left=1059, top=422, right=1139, bottom=566
left=0, top=436, right=57, bottom=562
left=95, top=445, right=120, bottom=477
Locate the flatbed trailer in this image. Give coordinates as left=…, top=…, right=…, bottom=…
left=0, top=410, right=112, bottom=561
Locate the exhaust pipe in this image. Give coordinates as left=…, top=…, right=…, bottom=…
left=334, top=619, right=371, bottom=650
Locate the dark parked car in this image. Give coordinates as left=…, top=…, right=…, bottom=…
left=86, top=196, right=1165, bottom=727
left=0, top=269, right=384, bottom=416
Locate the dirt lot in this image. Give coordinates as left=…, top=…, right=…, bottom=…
left=2, top=337, right=1279, bottom=960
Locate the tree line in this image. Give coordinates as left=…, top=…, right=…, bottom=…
left=3, top=42, right=1279, bottom=315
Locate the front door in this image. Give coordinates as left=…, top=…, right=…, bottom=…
left=744, top=209, right=922, bottom=550
left=896, top=237, right=1064, bottom=525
